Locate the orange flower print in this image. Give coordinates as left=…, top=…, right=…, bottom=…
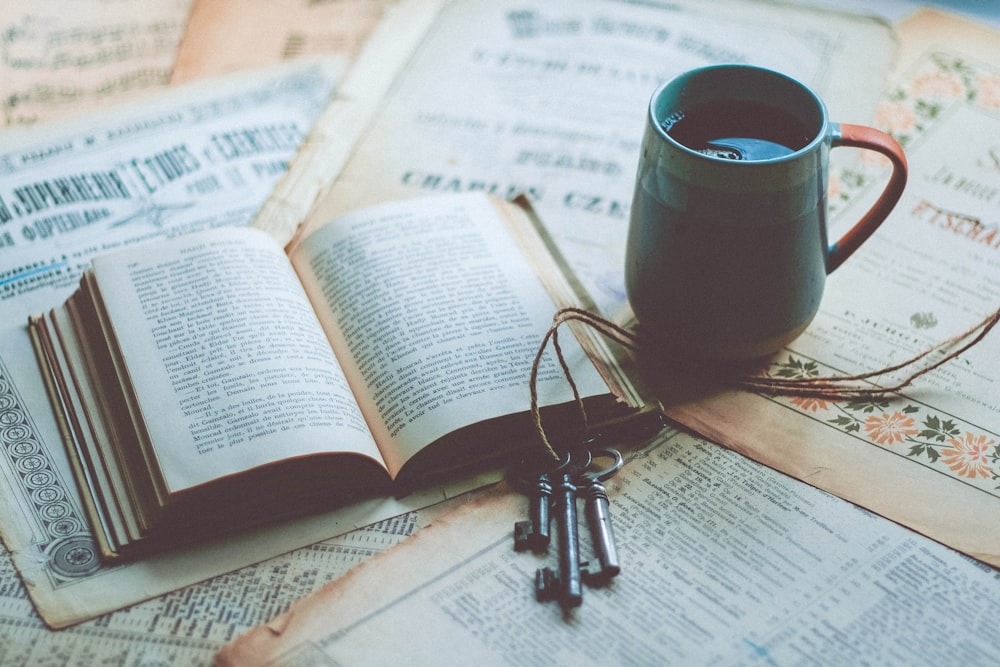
left=941, top=432, right=994, bottom=479
left=875, top=101, right=918, bottom=135
left=910, top=70, right=963, bottom=98
left=864, top=412, right=918, bottom=445
left=977, top=74, right=1000, bottom=110
left=791, top=396, right=828, bottom=412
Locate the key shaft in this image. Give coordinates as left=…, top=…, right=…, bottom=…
left=554, top=471, right=583, bottom=608
left=581, top=478, right=621, bottom=585
left=534, top=470, right=583, bottom=609
left=514, top=472, right=553, bottom=553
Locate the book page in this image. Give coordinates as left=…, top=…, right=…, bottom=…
left=91, top=227, right=382, bottom=493
left=661, top=11, right=1000, bottom=567
left=216, top=426, right=1000, bottom=666
left=291, top=193, right=611, bottom=476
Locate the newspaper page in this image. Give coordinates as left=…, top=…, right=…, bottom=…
left=217, top=425, right=1000, bottom=666
left=0, top=0, right=191, bottom=128
left=662, top=10, right=1000, bottom=568
left=291, top=0, right=897, bottom=317
left=0, top=498, right=463, bottom=665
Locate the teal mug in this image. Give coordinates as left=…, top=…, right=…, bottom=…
left=625, top=65, right=907, bottom=360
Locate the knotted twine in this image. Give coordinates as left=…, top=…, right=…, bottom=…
left=528, top=305, right=1000, bottom=462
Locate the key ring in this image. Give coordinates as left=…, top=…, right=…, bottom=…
left=565, top=446, right=593, bottom=478
left=577, top=447, right=623, bottom=483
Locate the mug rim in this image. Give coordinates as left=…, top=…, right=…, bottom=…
left=648, top=64, right=829, bottom=165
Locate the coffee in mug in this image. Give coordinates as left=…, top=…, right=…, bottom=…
left=625, top=65, right=907, bottom=360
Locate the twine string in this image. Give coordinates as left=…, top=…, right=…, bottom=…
left=734, top=307, right=1000, bottom=399
left=529, top=307, right=639, bottom=460
left=528, top=305, right=1000, bottom=451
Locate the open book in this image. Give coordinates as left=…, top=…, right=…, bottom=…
left=28, top=193, right=642, bottom=558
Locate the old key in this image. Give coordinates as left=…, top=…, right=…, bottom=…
left=512, top=413, right=663, bottom=611
left=511, top=451, right=570, bottom=554
left=577, top=447, right=624, bottom=586
left=535, top=448, right=590, bottom=610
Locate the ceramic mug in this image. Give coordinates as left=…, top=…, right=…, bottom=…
left=625, top=64, right=907, bottom=360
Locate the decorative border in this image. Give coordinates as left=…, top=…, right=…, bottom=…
left=761, top=354, right=1000, bottom=493
left=787, top=51, right=1000, bottom=493
left=830, top=51, right=1000, bottom=215
left=0, top=358, right=101, bottom=584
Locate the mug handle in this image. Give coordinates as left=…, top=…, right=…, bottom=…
left=826, top=123, right=908, bottom=273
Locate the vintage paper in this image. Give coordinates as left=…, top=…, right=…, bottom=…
left=290, top=0, right=897, bottom=320
left=217, top=426, right=1000, bottom=665
left=0, top=497, right=464, bottom=664
left=0, top=1, right=450, bottom=630
left=0, top=0, right=904, bottom=658
left=661, top=10, right=1000, bottom=567
left=0, top=58, right=404, bottom=629
left=170, top=0, right=392, bottom=82
left=0, top=0, right=190, bottom=128
left=252, top=0, right=447, bottom=243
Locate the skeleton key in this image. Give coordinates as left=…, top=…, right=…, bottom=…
left=535, top=448, right=590, bottom=610
left=511, top=452, right=568, bottom=554
left=513, top=472, right=552, bottom=553
left=578, top=447, right=624, bottom=587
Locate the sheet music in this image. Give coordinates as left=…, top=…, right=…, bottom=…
left=170, top=0, right=392, bottom=82
left=0, top=0, right=191, bottom=128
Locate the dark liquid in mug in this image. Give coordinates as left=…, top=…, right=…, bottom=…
left=661, top=100, right=814, bottom=161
